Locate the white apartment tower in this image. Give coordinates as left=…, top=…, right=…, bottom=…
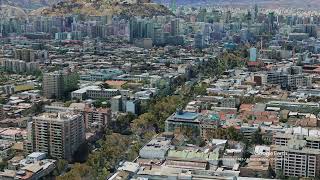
left=26, top=112, right=85, bottom=161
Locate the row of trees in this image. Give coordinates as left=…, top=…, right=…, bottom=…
left=206, top=126, right=270, bottom=146
left=57, top=51, right=248, bottom=179
left=57, top=95, right=186, bottom=180
left=57, top=133, right=132, bottom=180
left=197, top=52, right=245, bottom=78
left=206, top=126, right=244, bottom=141
left=132, top=96, right=186, bottom=138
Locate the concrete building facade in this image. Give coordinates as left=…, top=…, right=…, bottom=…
left=272, top=133, right=320, bottom=178
left=26, top=112, right=85, bottom=161
left=83, top=107, right=111, bottom=129
left=43, top=72, right=64, bottom=99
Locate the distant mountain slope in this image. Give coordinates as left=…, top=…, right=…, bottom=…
left=2, top=0, right=62, bottom=9
left=0, top=5, right=28, bottom=20
left=29, top=0, right=174, bottom=17
left=3, top=0, right=319, bottom=12
left=155, top=0, right=320, bottom=9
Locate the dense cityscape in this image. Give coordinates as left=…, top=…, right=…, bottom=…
left=1, top=0, right=320, bottom=179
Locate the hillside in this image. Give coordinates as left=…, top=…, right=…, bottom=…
left=12, top=0, right=319, bottom=9
left=29, top=0, right=174, bottom=17
left=2, top=0, right=62, bottom=9
left=0, top=5, right=28, bottom=20
left=155, top=0, right=320, bottom=9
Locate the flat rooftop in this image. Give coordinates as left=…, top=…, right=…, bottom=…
left=174, top=112, right=199, bottom=121
left=33, top=112, right=80, bottom=122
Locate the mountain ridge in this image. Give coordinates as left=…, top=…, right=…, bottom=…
left=155, top=0, right=320, bottom=9
left=1, top=0, right=173, bottom=17
left=28, top=0, right=174, bottom=17
left=1, top=0, right=62, bottom=9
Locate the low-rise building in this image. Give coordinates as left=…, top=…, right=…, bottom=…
left=240, top=145, right=271, bottom=178
left=71, top=85, right=120, bottom=100
left=80, top=69, right=123, bottom=81
left=83, top=107, right=111, bottom=129
left=266, top=101, right=319, bottom=113
left=126, top=99, right=140, bottom=115
left=139, top=136, right=172, bottom=160
left=240, top=125, right=259, bottom=141
left=222, top=141, right=245, bottom=168
left=0, top=140, right=14, bottom=160
left=0, top=129, right=23, bottom=141
left=165, top=110, right=201, bottom=133
left=0, top=152, right=55, bottom=180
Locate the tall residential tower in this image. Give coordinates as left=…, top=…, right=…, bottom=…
left=25, top=112, right=85, bottom=161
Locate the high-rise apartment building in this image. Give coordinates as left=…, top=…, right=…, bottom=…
left=43, top=71, right=64, bottom=99
left=111, top=95, right=122, bottom=112
left=1, top=59, right=40, bottom=74
left=153, top=24, right=164, bottom=46
left=130, top=18, right=155, bottom=43
left=25, top=112, right=85, bottom=161
left=14, top=48, right=36, bottom=62
left=170, top=19, right=179, bottom=36
left=272, top=138, right=320, bottom=178
left=267, top=71, right=312, bottom=90
left=44, top=103, right=111, bottom=129
left=194, top=32, right=205, bottom=49
left=83, top=107, right=111, bottom=129
left=249, top=47, right=257, bottom=61
left=272, top=131, right=320, bottom=178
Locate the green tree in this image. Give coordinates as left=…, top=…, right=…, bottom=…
left=226, top=126, right=242, bottom=141
left=64, top=72, right=80, bottom=100
left=131, top=112, right=157, bottom=137
left=0, top=98, right=6, bottom=104
left=57, top=163, right=92, bottom=180
left=53, top=159, right=68, bottom=176
left=276, top=170, right=286, bottom=180
left=64, top=101, right=72, bottom=107
left=192, top=83, right=208, bottom=96
left=0, top=161, right=7, bottom=171
left=101, top=83, right=111, bottom=89
left=93, top=98, right=109, bottom=108
left=110, top=113, right=136, bottom=134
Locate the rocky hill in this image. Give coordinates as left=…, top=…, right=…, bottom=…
left=155, top=0, right=320, bottom=9
left=2, top=0, right=62, bottom=9
left=29, top=0, right=174, bottom=17
left=0, top=5, right=28, bottom=20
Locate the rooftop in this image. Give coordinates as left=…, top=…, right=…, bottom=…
left=0, top=129, right=22, bottom=136
left=118, top=162, right=140, bottom=173
left=273, top=145, right=320, bottom=155
left=173, top=112, right=199, bottom=121
left=167, top=149, right=219, bottom=161
left=141, top=137, right=172, bottom=151
left=34, top=112, right=80, bottom=122
left=27, top=152, right=46, bottom=159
